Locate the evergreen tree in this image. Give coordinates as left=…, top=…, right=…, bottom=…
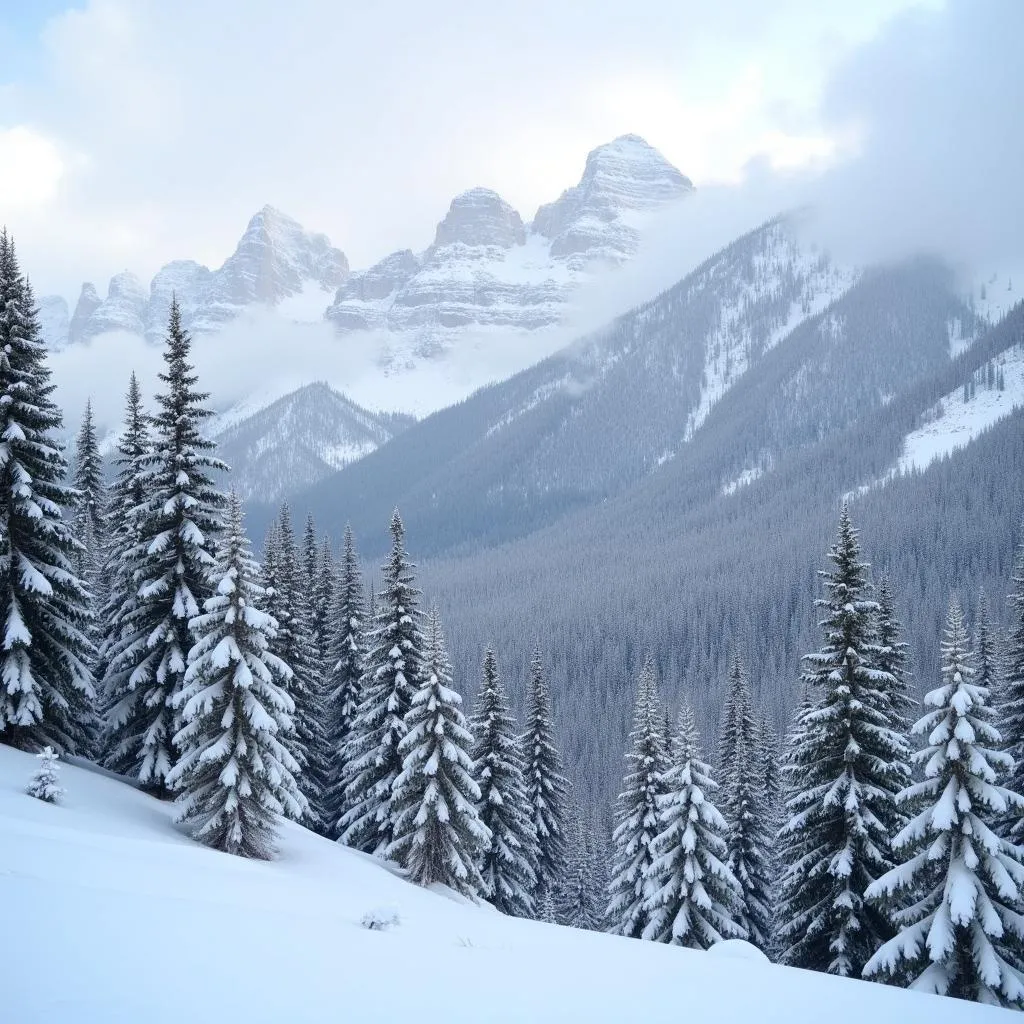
left=324, top=524, right=364, bottom=838
left=168, top=494, right=306, bottom=858
left=95, top=374, right=151, bottom=752
left=101, top=299, right=226, bottom=793
left=557, top=806, right=602, bottom=930
left=760, top=719, right=784, bottom=957
left=1002, top=533, right=1024, bottom=839
left=873, top=574, right=914, bottom=735
left=339, top=510, right=425, bottom=854
left=26, top=746, right=64, bottom=803
left=0, top=231, right=94, bottom=754
left=521, top=645, right=569, bottom=903
left=387, top=608, right=488, bottom=897
left=470, top=648, right=537, bottom=917
left=72, top=399, right=106, bottom=585
left=606, top=659, right=668, bottom=938
left=642, top=704, right=745, bottom=947
left=312, top=537, right=335, bottom=667
left=864, top=600, right=1024, bottom=1006
left=717, top=654, right=772, bottom=950
left=776, top=505, right=911, bottom=977
left=273, top=504, right=331, bottom=830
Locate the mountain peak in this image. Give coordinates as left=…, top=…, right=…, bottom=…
left=432, top=188, right=526, bottom=250
left=532, top=133, right=692, bottom=267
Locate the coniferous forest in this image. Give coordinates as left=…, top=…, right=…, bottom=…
left=5, top=226, right=1024, bottom=1011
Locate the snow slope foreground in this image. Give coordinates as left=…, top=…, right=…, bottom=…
left=0, top=746, right=1008, bottom=1023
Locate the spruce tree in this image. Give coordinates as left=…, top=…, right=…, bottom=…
left=72, top=399, right=106, bottom=584
left=874, top=573, right=915, bottom=738
left=100, top=299, right=226, bottom=793
left=776, top=504, right=911, bottom=977
left=642, top=704, right=745, bottom=947
left=1002, top=534, right=1024, bottom=839
left=26, top=746, right=64, bottom=803
left=339, top=510, right=425, bottom=854
left=387, top=608, right=489, bottom=897
left=470, top=648, right=537, bottom=917
left=324, top=524, right=365, bottom=838
left=96, top=374, right=151, bottom=753
left=864, top=600, right=1024, bottom=1006
left=168, top=494, right=306, bottom=858
left=606, top=659, right=668, bottom=938
left=0, top=231, right=94, bottom=754
left=312, top=537, right=335, bottom=667
left=521, top=645, right=569, bottom=903
left=717, top=654, right=772, bottom=950
left=273, top=504, right=331, bottom=830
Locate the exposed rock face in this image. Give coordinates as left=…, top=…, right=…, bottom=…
left=324, top=134, right=692, bottom=344
left=532, top=134, right=694, bottom=267
left=48, top=206, right=349, bottom=346
left=432, top=189, right=526, bottom=250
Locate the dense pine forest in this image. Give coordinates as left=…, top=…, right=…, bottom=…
left=4, top=228, right=1024, bottom=1009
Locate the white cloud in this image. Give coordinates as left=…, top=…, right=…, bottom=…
left=0, top=126, right=65, bottom=208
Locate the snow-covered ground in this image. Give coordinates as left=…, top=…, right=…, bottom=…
left=896, top=346, right=1024, bottom=475
left=0, top=746, right=1008, bottom=1023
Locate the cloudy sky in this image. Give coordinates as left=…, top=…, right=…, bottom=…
left=1, top=0, right=972, bottom=299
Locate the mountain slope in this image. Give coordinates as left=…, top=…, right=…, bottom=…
left=0, top=745, right=997, bottom=1023
left=210, top=382, right=413, bottom=502
left=281, top=220, right=983, bottom=557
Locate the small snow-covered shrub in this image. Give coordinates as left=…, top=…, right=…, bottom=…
left=361, top=906, right=400, bottom=931
left=27, top=747, right=65, bottom=804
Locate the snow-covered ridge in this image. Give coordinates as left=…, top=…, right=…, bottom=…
left=895, top=343, right=1024, bottom=475
left=45, top=205, right=349, bottom=349
left=0, top=744, right=986, bottom=1023
left=323, top=134, right=693, bottom=353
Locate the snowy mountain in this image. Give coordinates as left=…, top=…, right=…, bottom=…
left=209, top=382, right=414, bottom=503
left=59, top=205, right=349, bottom=346
left=0, top=744, right=991, bottom=1023
left=325, top=135, right=693, bottom=356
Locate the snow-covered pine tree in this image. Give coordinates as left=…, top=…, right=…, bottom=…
left=760, top=719, right=784, bottom=958
left=339, top=510, right=425, bottom=854
left=312, top=537, right=335, bottom=667
left=642, top=704, right=745, bottom=947
left=873, top=573, right=915, bottom=740
left=1001, top=534, right=1024, bottom=840
left=557, top=806, right=602, bottom=930
left=323, top=523, right=365, bottom=839
left=72, top=399, right=106, bottom=585
left=26, top=746, right=64, bottom=803
left=168, top=494, right=306, bottom=858
left=717, top=653, right=772, bottom=950
left=606, top=659, right=668, bottom=938
left=273, top=504, right=331, bottom=830
left=95, top=374, right=151, bottom=755
left=470, top=648, right=537, bottom=917
left=975, top=588, right=998, bottom=695
left=775, top=504, right=911, bottom=977
left=100, top=298, right=226, bottom=793
left=521, top=644, right=569, bottom=904
left=387, top=608, right=488, bottom=897
left=0, top=231, right=94, bottom=755
left=864, top=599, right=1024, bottom=1006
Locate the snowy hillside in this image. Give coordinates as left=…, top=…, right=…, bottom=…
left=895, top=343, right=1024, bottom=475
left=209, top=382, right=413, bottom=501
left=0, top=745, right=1001, bottom=1023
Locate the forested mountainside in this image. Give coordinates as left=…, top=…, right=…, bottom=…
left=268, top=222, right=979, bottom=557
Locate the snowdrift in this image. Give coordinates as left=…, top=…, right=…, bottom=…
left=0, top=745, right=1010, bottom=1022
